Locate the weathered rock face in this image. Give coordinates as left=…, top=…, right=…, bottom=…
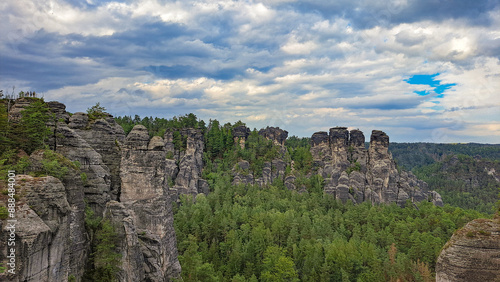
left=233, top=125, right=251, bottom=149
left=120, top=125, right=181, bottom=281
left=164, top=128, right=207, bottom=198
left=47, top=101, right=70, bottom=123
left=104, top=201, right=145, bottom=282
left=329, top=127, right=349, bottom=167
left=7, top=98, right=32, bottom=121
left=68, top=113, right=126, bottom=201
left=312, top=128, right=442, bottom=206
left=258, top=126, right=288, bottom=146
left=436, top=217, right=500, bottom=281
left=0, top=176, right=73, bottom=282
left=51, top=121, right=111, bottom=214
left=232, top=126, right=289, bottom=187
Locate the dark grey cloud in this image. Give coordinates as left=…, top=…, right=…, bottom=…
left=0, top=52, right=104, bottom=91
left=285, top=0, right=498, bottom=28
left=143, top=65, right=244, bottom=80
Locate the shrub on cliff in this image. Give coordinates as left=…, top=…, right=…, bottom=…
left=87, top=102, right=108, bottom=121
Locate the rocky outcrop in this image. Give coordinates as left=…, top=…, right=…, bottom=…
left=68, top=113, right=125, bottom=201
left=104, top=201, right=145, bottom=282
left=233, top=125, right=250, bottom=149
left=0, top=176, right=73, bottom=282
left=51, top=121, right=111, bottom=214
left=436, top=217, right=500, bottom=281
left=6, top=98, right=32, bottom=122
left=120, top=125, right=181, bottom=281
left=2, top=100, right=182, bottom=282
left=313, top=128, right=442, bottom=206
left=164, top=128, right=208, bottom=197
left=258, top=126, right=288, bottom=146
left=47, top=101, right=70, bottom=123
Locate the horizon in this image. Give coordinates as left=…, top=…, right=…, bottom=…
left=1, top=0, right=499, bottom=143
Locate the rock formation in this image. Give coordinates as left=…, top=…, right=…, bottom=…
left=120, top=125, right=181, bottom=280
left=436, top=216, right=500, bottom=281
left=0, top=99, right=181, bottom=282
left=258, top=126, right=288, bottom=146
left=0, top=175, right=88, bottom=282
left=232, top=125, right=250, bottom=149
left=232, top=127, right=289, bottom=187
left=164, top=128, right=208, bottom=198
left=230, top=126, right=440, bottom=207
left=68, top=111, right=125, bottom=201
left=315, top=128, right=442, bottom=206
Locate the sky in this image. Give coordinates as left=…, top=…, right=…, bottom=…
left=1, top=0, right=499, bottom=143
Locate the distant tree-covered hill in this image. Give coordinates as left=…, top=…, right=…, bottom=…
left=389, top=143, right=500, bottom=171
left=412, top=155, right=499, bottom=214
left=388, top=143, right=500, bottom=214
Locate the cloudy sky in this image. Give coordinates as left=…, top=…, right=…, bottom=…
left=1, top=0, right=499, bottom=142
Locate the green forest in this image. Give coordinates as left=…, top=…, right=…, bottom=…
left=174, top=178, right=482, bottom=281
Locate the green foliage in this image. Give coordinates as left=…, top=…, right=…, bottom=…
left=73, top=160, right=81, bottom=169
left=68, top=274, right=76, bottom=282
left=261, top=246, right=299, bottom=282
left=285, top=136, right=310, bottom=150
left=114, top=113, right=206, bottom=137
left=178, top=234, right=219, bottom=282
left=87, top=102, right=107, bottom=120
left=92, top=219, right=121, bottom=281
left=289, top=147, right=313, bottom=173
left=166, top=151, right=174, bottom=160
left=19, top=99, right=54, bottom=154
left=0, top=99, right=53, bottom=162
left=174, top=177, right=484, bottom=281
left=83, top=206, right=121, bottom=282
left=205, top=119, right=234, bottom=160
left=40, top=150, right=71, bottom=179
left=172, top=130, right=186, bottom=151
left=346, top=161, right=361, bottom=175
left=81, top=172, right=88, bottom=185
left=0, top=102, right=10, bottom=153
left=0, top=206, right=8, bottom=219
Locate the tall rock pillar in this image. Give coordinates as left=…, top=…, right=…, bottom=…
left=120, top=125, right=181, bottom=281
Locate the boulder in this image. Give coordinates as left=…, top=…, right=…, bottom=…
left=436, top=217, right=500, bottom=281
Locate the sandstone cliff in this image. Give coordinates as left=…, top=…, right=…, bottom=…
left=313, top=128, right=442, bottom=206
left=0, top=100, right=181, bottom=282
left=164, top=128, right=208, bottom=198
left=436, top=216, right=500, bottom=281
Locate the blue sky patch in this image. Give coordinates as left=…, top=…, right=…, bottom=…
left=405, top=73, right=456, bottom=96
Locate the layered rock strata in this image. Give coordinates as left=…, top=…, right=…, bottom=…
left=120, top=125, right=182, bottom=281
left=258, top=126, right=288, bottom=146
left=0, top=176, right=81, bottom=282
left=68, top=112, right=125, bottom=201
left=436, top=217, right=500, bottom=281
left=164, top=128, right=208, bottom=198
left=0, top=99, right=182, bottom=282
left=232, top=127, right=289, bottom=187
left=314, top=129, right=442, bottom=206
